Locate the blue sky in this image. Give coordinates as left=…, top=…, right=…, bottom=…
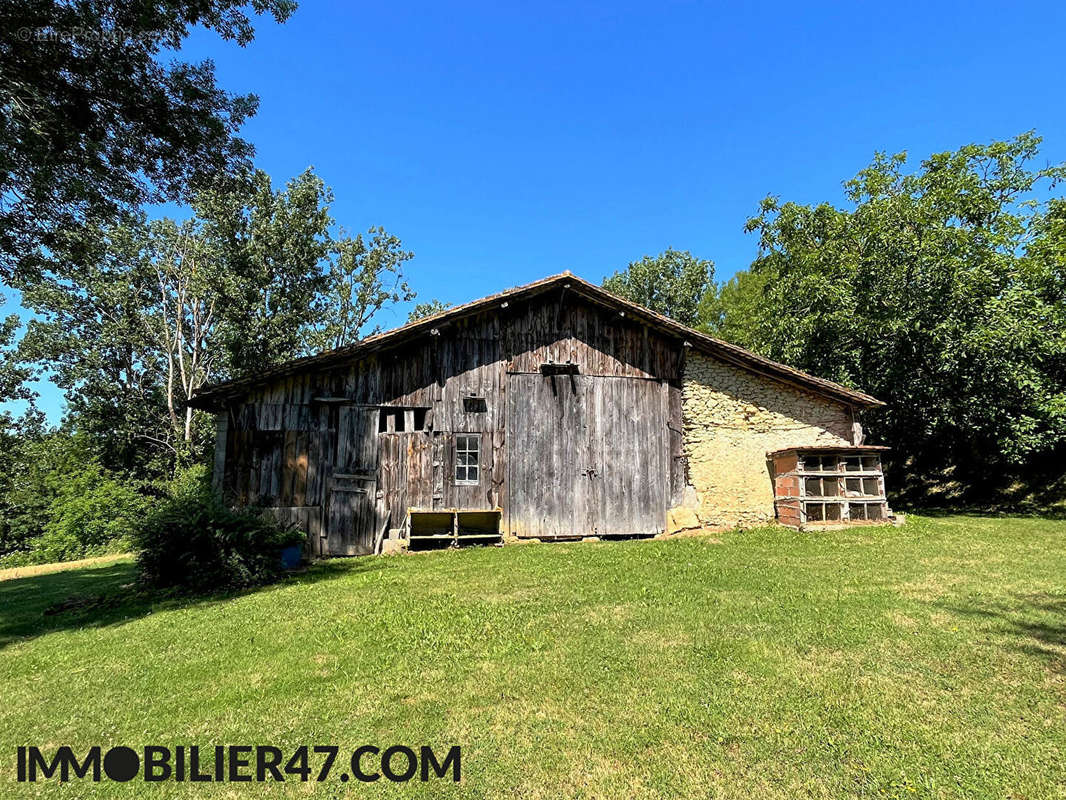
left=6, top=0, right=1066, bottom=422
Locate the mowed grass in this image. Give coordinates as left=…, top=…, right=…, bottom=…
left=1, top=516, right=1065, bottom=799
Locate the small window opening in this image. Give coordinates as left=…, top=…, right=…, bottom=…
left=805, top=455, right=838, bottom=472
left=378, top=407, right=429, bottom=433
left=414, top=408, right=428, bottom=430
left=463, top=396, right=487, bottom=413
left=455, top=434, right=480, bottom=485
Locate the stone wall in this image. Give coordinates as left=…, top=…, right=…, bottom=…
left=681, top=352, right=855, bottom=528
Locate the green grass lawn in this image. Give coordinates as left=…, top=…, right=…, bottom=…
left=1, top=515, right=1065, bottom=799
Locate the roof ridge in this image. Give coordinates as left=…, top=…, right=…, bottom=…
left=189, top=272, right=883, bottom=409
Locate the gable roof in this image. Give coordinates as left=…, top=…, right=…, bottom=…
left=187, top=272, right=883, bottom=409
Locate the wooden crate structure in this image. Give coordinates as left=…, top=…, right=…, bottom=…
left=769, top=446, right=892, bottom=529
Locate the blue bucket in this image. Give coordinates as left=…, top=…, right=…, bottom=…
left=280, top=544, right=303, bottom=569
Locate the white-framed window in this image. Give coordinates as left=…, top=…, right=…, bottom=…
left=454, top=434, right=480, bottom=485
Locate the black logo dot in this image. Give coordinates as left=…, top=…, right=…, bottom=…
left=341, top=772, right=350, bottom=782
left=103, top=746, right=139, bottom=782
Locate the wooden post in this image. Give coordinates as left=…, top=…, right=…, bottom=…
left=212, top=411, right=229, bottom=492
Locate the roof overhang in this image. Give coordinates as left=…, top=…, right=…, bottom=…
left=766, top=445, right=892, bottom=458
left=188, top=272, right=885, bottom=411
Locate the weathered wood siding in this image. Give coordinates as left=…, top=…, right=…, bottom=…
left=506, top=374, right=670, bottom=538
left=217, top=289, right=687, bottom=554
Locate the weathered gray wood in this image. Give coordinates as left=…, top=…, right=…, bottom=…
left=212, top=413, right=228, bottom=492
left=326, top=477, right=376, bottom=555
left=507, top=373, right=668, bottom=539
left=219, top=291, right=684, bottom=553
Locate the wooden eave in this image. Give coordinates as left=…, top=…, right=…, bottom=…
left=187, top=272, right=884, bottom=411
left=766, top=445, right=892, bottom=458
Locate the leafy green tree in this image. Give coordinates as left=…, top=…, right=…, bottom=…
left=0, top=424, right=149, bottom=567
left=407, top=299, right=452, bottom=322
left=0, top=423, right=98, bottom=562
left=0, top=409, right=48, bottom=559
left=305, top=227, right=415, bottom=350
left=698, top=269, right=769, bottom=344
left=13, top=169, right=415, bottom=474
left=28, top=464, right=149, bottom=564
left=191, top=168, right=335, bottom=374
left=720, top=132, right=1066, bottom=488
left=16, top=221, right=171, bottom=473
left=603, top=249, right=714, bottom=326
left=0, top=0, right=296, bottom=281
left=0, top=304, right=33, bottom=405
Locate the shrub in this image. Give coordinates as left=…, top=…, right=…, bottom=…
left=0, top=462, right=148, bottom=567
left=134, top=466, right=306, bottom=593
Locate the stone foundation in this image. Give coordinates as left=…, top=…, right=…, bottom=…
left=681, top=353, right=855, bottom=528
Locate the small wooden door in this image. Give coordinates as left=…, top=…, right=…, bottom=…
left=506, top=373, right=668, bottom=538
left=326, top=477, right=377, bottom=555
left=325, top=406, right=379, bottom=555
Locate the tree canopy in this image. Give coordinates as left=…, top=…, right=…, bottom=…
left=603, top=249, right=714, bottom=327
left=13, top=168, right=414, bottom=474
left=708, top=132, right=1066, bottom=491
left=0, top=0, right=296, bottom=281
left=407, top=299, right=452, bottom=322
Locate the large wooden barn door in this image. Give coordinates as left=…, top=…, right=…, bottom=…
left=507, top=374, right=668, bottom=538
left=325, top=406, right=379, bottom=555
left=507, top=373, right=580, bottom=538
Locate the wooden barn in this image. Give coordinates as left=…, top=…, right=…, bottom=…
left=188, top=272, right=892, bottom=556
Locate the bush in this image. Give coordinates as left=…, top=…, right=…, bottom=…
left=38, top=469, right=149, bottom=561
left=0, top=462, right=149, bottom=567
left=134, top=466, right=306, bottom=593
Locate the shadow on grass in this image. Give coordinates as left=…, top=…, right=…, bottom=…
left=937, top=592, right=1066, bottom=671
left=0, top=557, right=386, bottom=650
left=915, top=507, right=1066, bottom=520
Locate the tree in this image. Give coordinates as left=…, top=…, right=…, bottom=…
left=0, top=420, right=92, bottom=562
left=407, top=299, right=452, bottom=322
left=191, top=168, right=335, bottom=374
left=0, top=299, right=33, bottom=407
left=16, top=219, right=172, bottom=473
left=603, top=249, right=714, bottom=326
left=13, top=168, right=416, bottom=473
left=719, top=132, right=1066, bottom=491
left=0, top=0, right=296, bottom=282
left=698, top=269, right=769, bottom=344
left=305, top=227, right=415, bottom=350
